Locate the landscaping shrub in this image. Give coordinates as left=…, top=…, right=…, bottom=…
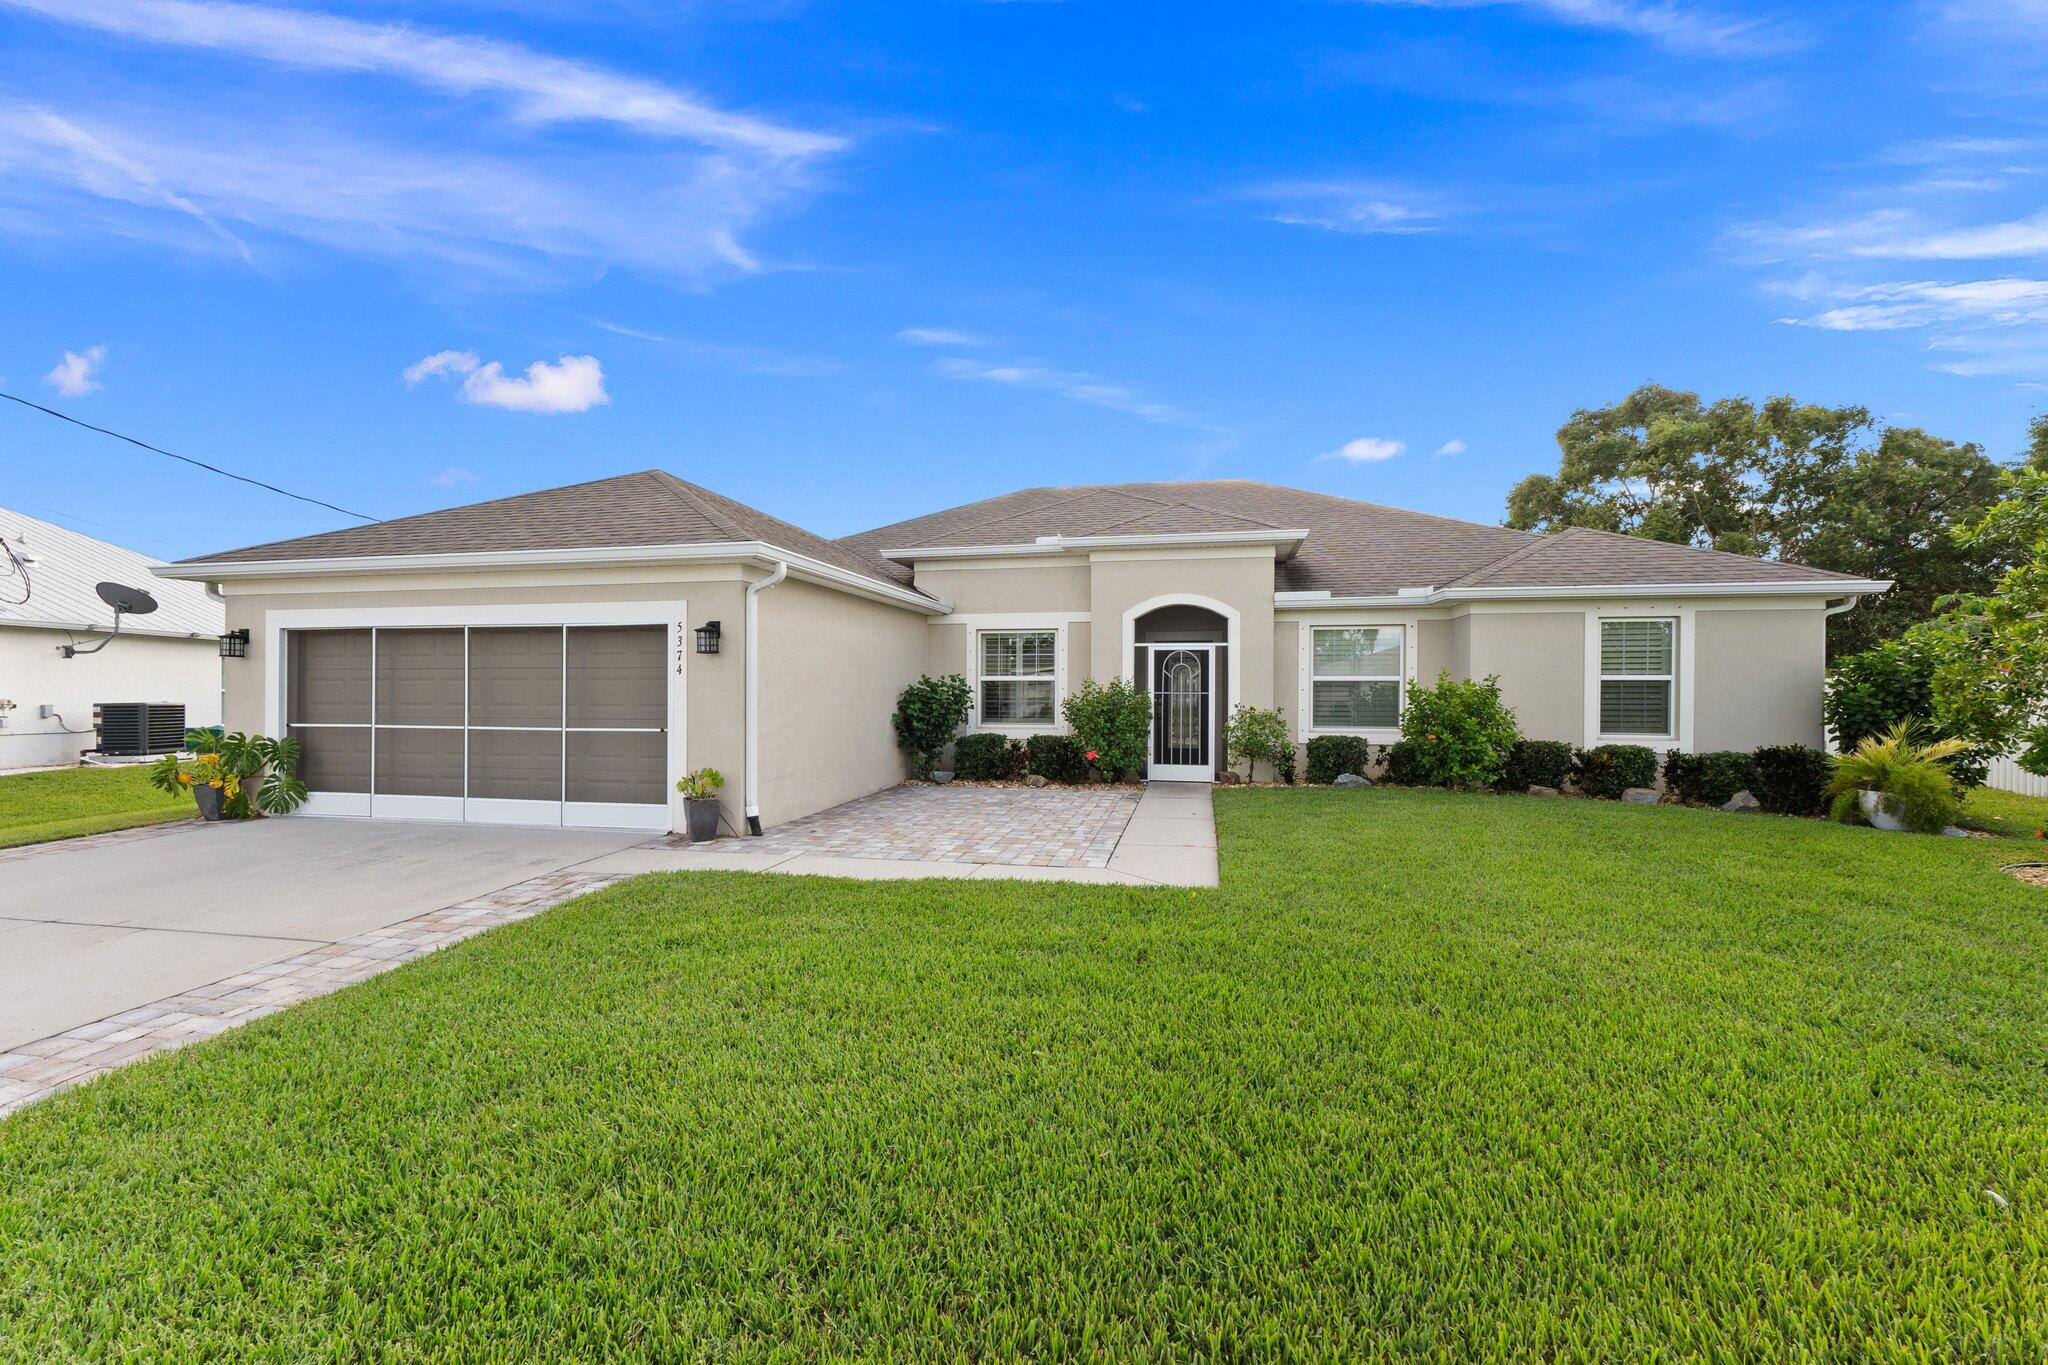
left=1062, top=677, right=1151, bottom=781
left=1025, top=733, right=1090, bottom=785
left=1751, top=744, right=1833, bottom=817
left=1572, top=744, right=1659, bottom=800
left=952, top=733, right=1022, bottom=781
left=892, top=675, right=973, bottom=778
left=1825, top=721, right=1971, bottom=834
left=1380, top=740, right=1426, bottom=787
left=1499, top=739, right=1573, bottom=792
left=1662, top=750, right=1760, bottom=807
left=1396, top=673, right=1521, bottom=788
left=1225, top=704, right=1292, bottom=782
left=1825, top=637, right=1988, bottom=788
left=1305, top=735, right=1373, bottom=785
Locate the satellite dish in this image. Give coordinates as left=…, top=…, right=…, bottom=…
left=96, top=581, right=158, bottom=616
left=62, top=582, right=160, bottom=657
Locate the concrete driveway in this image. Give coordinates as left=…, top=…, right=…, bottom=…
left=0, top=819, right=646, bottom=1051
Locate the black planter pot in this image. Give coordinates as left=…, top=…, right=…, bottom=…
left=192, top=783, right=225, bottom=822
left=684, top=798, right=721, bottom=843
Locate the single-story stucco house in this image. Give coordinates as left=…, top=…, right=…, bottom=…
left=155, top=471, right=1887, bottom=836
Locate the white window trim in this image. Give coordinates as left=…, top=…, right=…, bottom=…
left=1297, top=620, right=1414, bottom=741
left=967, top=624, right=1066, bottom=736
left=1584, top=608, right=1693, bottom=750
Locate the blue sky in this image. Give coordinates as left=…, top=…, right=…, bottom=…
left=4, top=0, right=2048, bottom=561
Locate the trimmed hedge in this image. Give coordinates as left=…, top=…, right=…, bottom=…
left=952, top=733, right=1022, bottom=781
left=1381, top=740, right=1427, bottom=787
left=1752, top=744, right=1833, bottom=817
left=1305, top=735, right=1372, bottom=785
left=1024, top=734, right=1090, bottom=785
left=1573, top=744, right=1659, bottom=800
left=1663, top=750, right=1760, bottom=808
left=1500, top=740, right=1574, bottom=792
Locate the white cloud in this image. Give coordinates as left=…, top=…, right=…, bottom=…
left=44, top=344, right=106, bottom=397
left=1435, top=438, right=1468, bottom=456
left=1, top=0, right=839, bottom=159
left=1776, top=277, right=2048, bottom=332
left=933, top=356, right=1209, bottom=429
left=897, top=327, right=990, bottom=347
left=1342, top=0, right=1799, bottom=56
left=1245, top=180, right=1443, bottom=236
left=1739, top=207, right=2048, bottom=262
left=405, top=350, right=609, bottom=413
left=429, top=466, right=479, bottom=486
left=1321, top=436, right=1406, bottom=462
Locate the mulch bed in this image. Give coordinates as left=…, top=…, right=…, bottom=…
left=2002, top=863, right=2048, bottom=888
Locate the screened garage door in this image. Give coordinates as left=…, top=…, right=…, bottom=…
left=285, top=625, right=671, bottom=830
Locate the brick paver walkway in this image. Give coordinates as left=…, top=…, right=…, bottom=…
left=0, top=870, right=619, bottom=1118
left=664, top=783, right=1143, bottom=868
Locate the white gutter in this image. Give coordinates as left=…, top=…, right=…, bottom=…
left=883, top=528, right=1311, bottom=563
left=1276, top=578, right=1893, bottom=608
left=155, top=541, right=942, bottom=615
left=743, top=559, right=788, bottom=836
left=1824, top=596, right=1861, bottom=618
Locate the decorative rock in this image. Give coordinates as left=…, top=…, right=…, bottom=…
left=931, top=771, right=954, bottom=785
left=1527, top=784, right=1559, bottom=798
left=1333, top=773, right=1372, bottom=788
left=1215, top=770, right=1244, bottom=785
left=1622, top=787, right=1660, bottom=804
left=1721, top=790, right=1761, bottom=813
left=1025, top=774, right=1048, bottom=788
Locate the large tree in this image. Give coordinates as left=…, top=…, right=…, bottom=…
left=1505, top=385, right=2015, bottom=657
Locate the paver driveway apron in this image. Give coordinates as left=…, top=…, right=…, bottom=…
left=0, top=818, right=646, bottom=1051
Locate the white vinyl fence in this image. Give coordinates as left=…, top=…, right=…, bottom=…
left=1987, top=756, right=2048, bottom=798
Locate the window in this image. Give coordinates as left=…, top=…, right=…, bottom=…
left=979, top=631, right=1056, bottom=725
left=1599, top=618, right=1675, bottom=736
left=1310, top=626, right=1403, bottom=730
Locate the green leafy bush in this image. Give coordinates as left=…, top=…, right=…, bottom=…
left=1225, top=705, right=1292, bottom=782
left=1572, top=744, right=1659, bottom=800
left=1305, top=735, right=1373, bottom=785
left=892, top=675, right=972, bottom=778
left=1396, top=673, right=1521, bottom=788
left=1750, top=744, right=1833, bottom=817
left=1024, top=734, right=1089, bottom=784
left=1062, top=677, right=1151, bottom=781
left=952, top=733, right=1022, bottom=781
left=1500, top=739, right=1574, bottom=792
left=1825, top=722, right=1971, bottom=834
left=1380, top=740, right=1426, bottom=786
left=1662, top=750, right=1760, bottom=807
left=1825, top=637, right=1987, bottom=787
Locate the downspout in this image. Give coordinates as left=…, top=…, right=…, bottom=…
left=1823, top=596, right=1858, bottom=620
left=743, top=559, right=789, bottom=835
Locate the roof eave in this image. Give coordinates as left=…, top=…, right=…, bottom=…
left=156, top=542, right=946, bottom=614
left=1277, top=579, right=1892, bottom=607
left=883, top=528, right=1311, bottom=563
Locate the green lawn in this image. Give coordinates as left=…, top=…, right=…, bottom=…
left=0, top=763, right=192, bottom=850
left=2, top=790, right=2043, bottom=1358
left=1961, top=784, right=2048, bottom=842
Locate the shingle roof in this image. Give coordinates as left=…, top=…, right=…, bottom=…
left=177, top=471, right=919, bottom=595
left=843, top=480, right=1868, bottom=595
left=1, top=506, right=222, bottom=637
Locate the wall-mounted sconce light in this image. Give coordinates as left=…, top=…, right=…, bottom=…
left=694, top=620, right=722, bottom=655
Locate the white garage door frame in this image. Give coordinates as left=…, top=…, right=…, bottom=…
left=263, top=600, right=688, bottom=832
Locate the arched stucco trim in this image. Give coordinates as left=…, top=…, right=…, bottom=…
left=1121, top=593, right=1242, bottom=709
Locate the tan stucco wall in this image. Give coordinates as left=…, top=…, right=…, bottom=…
left=910, top=562, right=1092, bottom=614
left=220, top=575, right=750, bottom=831
left=1085, top=553, right=1276, bottom=707
left=757, top=576, right=926, bottom=826
left=1694, top=607, right=1826, bottom=750
left=1460, top=611, right=1587, bottom=746
left=1417, top=619, right=1452, bottom=685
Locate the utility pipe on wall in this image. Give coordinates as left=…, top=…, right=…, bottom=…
left=743, top=559, right=788, bottom=835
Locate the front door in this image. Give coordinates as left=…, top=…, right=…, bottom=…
left=1149, top=646, right=1213, bottom=782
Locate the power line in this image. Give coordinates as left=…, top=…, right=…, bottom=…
left=1, top=390, right=378, bottom=523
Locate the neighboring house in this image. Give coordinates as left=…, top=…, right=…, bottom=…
left=156, top=472, right=1887, bottom=835
left=1, top=506, right=224, bottom=771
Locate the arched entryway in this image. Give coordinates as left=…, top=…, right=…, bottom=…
left=1129, top=601, right=1231, bottom=782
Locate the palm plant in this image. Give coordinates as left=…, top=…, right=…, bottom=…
left=1826, top=721, right=1972, bottom=835
left=148, top=729, right=307, bottom=818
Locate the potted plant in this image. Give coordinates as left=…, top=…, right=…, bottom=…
left=1826, top=721, right=1972, bottom=834
left=676, top=768, right=724, bottom=842
left=148, top=729, right=307, bottom=822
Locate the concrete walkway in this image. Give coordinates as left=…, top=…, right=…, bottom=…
left=581, top=782, right=1218, bottom=887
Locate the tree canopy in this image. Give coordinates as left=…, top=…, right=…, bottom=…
left=1505, top=384, right=2016, bottom=656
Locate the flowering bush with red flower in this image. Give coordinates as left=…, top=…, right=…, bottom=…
left=1395, top=672, right=1521, bottom=789
left=1061, top=677, right=1151, bottom=781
